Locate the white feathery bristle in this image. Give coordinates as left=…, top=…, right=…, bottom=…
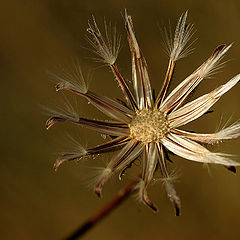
left=163, top=11, right=195, bottom=61
left=44, top=96, right=79, bottom=123
left=199, top=44, right=232, bottom=78
left=158, top=168, right=181, bottom=183
left=206, top=153, right=240, bottom=166
left=216, top=121, right=240, bottom=140
left=82, top=166, right=109, bottom=190
left=87, top=16, right=121, bottom=65
left=54, top=134, right=87, bottom=171
left=94, top=167, right=113, bottom=196
left=162, top=133, right=240, bottom=166
left=135, top=179, right=145, bottom=202
left=48, top=59, right=88, bottom=94
left=63, top=134, right=88, bottom=156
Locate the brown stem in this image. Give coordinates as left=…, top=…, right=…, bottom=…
left=110, top=64, right=137, bottom=110
left=155, top=59, right=175, bottom=108
left=64, top=179, right=139, bottom=240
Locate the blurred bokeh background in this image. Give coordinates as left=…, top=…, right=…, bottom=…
left=1, top=0, right=240, bottom=239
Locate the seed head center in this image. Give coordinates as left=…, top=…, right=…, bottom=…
left=129, top=109, right=169, bottom=143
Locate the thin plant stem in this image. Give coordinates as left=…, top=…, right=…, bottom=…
left=64, top=179, right=139, bottom=240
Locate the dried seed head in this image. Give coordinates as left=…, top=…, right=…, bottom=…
left=129, top=109, right=170, bottom=143
left=47, top=10, right=240, bottom=214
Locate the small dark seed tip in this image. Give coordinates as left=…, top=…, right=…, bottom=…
left=94, top=187, right=102, bottom=198
left=175, top=206, right=181, bottom=216
left=151, top=205, right=158, bottom=212
left=142, top=191, right=158, bottom=212
left=226, top=166, right=236, bottom=174
left=213, top=44, right=226, bottom=56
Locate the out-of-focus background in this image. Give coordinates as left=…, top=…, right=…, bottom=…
left=1, top=0, right=240, bottom=239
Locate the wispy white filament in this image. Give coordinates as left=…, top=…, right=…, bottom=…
left=164, top=11, right=195, bottom=61
left=87, top=16, right=121, bottom=65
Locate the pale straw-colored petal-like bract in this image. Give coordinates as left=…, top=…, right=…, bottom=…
left=47, top=10, right=240, bottom=215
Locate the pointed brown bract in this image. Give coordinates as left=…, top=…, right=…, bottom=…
left=142, top=188, right=158, bottom=212
left=125, top=10, right=153, bottom=109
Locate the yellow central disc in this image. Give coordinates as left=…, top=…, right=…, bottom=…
left=129, top=109, right=169, bottom=143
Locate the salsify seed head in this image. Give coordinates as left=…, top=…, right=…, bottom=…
left=46, top=10, right=240, bottom=215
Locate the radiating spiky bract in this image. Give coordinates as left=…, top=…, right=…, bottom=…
left=47, top=11, right=240, bottom=215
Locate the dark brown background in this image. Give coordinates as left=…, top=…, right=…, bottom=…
left=1, top=0, right=240, bottom=239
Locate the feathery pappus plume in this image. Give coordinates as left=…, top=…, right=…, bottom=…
left=46, top=10, right=240, bottom=216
